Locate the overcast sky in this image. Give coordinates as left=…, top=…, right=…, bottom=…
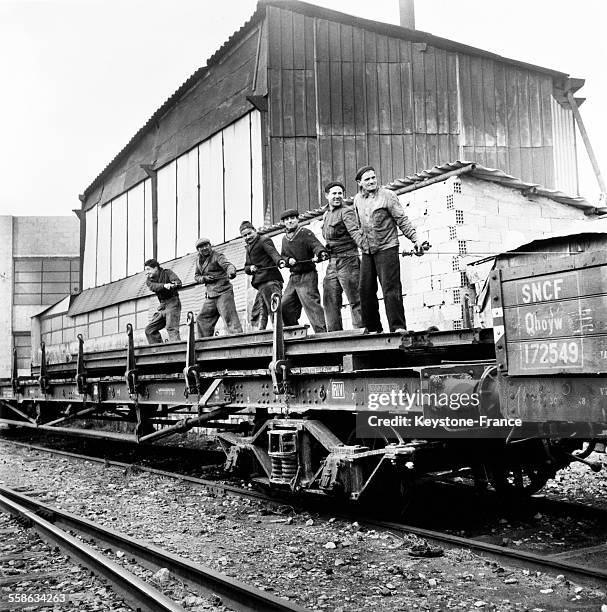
left=0, top=0, right=605, bottom=216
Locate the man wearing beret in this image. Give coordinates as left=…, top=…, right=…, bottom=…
left=321, top=181, right=363, bottom=331
left=194, top=237, right=243, bottom=337
left=280, top=209, right=328, bottom=333
left=349, top=165, right=424, bottom=333
left=240, top=220, right=286, bottom=330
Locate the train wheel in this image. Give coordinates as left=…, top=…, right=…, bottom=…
left=487, top=462, right=551, bottom=498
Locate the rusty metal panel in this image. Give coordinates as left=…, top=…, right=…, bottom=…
left=83, top=207, right=98, bottom=290
left=499, top=375, right=607, bottom=424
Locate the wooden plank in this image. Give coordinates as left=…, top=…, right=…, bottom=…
left=424, top=47, right=438, bottom=135
left=532, top=146, right=546, bottom=186
left=446, top=52, right=459, bottom=135
left=283, top=138, right=297, bottom=207
left=412, top=45, right=426, bottom=134
left=280, top=9, right=294, bottom=69
left=295, top=138, right=310, bottom=210
left=388, top=63, right=403, bottom=134
left=529, top=74, right=543, bottom=147
left=328, top=20, right=340, bottom=60
left=315, top=18, right=329, bottom=61
left=332, top=136, right=345, bottom=185
left=293, top=70, right=308, bottom=136
left=508, top=147, right=522, bottom=180
left=494, top=61, right=507, bottom=147
left=363, top=29, right=377, bottom=63
left=344, top=135, right=357, bottom=185
left=496, top=147, right=509, bottom=172
left=367, top=134, right=380, bottom=172
left=388, top=36, right=400, bottom=63
left=319, top=136, right=333, bottom=190
left=376, top=34, right=388, bottom=62
left=449, top=134, right=460, bottom=163
left=426, top=133, right=439, bottom=168
left=505, top=67, right=520, bottom=149
left=352, top=26, right=364, bottom=63
left=316, top=61, right=332, bottom=134
left=401, top=62, right=413, bottom=134
left=543, top=145, right=555, bottom=189
left=506, top=335, right=607, bottom=376
left=415, top=133, right=427, bottom=172
left=342, top=61, right=355, bottom=135
left=305, top=69, right=316, bottom=137
left=379, top=134, right=393, bottom=181
left=469, top=56, right=485, bottom=147
left=517, top=70, right=531, bottom=147
left=505, top=294, right=607, bottom=342
left=353, top=62, right=367, bottom=134
left=365, top=63, right=379, bottom=134
left=435, top=48, right=449, bottom=135
left=308, top=137, right=320, bottom=204
left=482, top=58, right=496, bottom=147
left=292, top=12, right=306, bottom=70
left=270, top=139, right=285, bottom=219
left=340, top=23, right=353, bottom=62
left=303, top=16, right=315, bottom=69
left=404, top=134, right=415, bottom=172
left=540, top=76, right=553, bottom=146
left=458, top=54, right=474, bottom=147
left=485, top=147, right=497, bottom=169
left=355, top=135, right=368, bottom=178
left=391, top=134, right=405, bottom=178
left=269, top=68, right=283, bottom=137
left=281, top=68, right=295, bottom=137
left=438, top=134, right=451, bottom=166
left=267, top=6, right=282, bottom=69
left=377, top=62, right=391, bottom=134
left=330, top=61, right=343, bottom=135
left=520, top=147, right=533, bottom=183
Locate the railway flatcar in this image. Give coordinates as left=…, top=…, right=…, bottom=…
left=1, top=231, right=605, bottom=509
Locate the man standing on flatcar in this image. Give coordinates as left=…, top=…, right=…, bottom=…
left=280, top=209, right=328, bottom=333
left=240, top=221, right=286, bottom=330
left=321, top=181, right=363, bottom=331
left=194, top=238, right=243, bottom=337
left=349, top=165, right=424, bottom=333
left=144, top=259, right=182, bottom=344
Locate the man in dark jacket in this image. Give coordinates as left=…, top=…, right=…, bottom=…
left=321, top=181, right=363, bottom=331
left=144, top=259, right=182, bottom=344
left=240, top=221, right=285, bottom=330
left=349, top=165, right=424, bottom=333
left=194, top=238, right=243, bottom=337
left=280, top=209, right=328, bottom=333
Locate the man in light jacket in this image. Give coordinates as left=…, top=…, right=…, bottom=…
left=349, top=165, right=424, bottom=333
left=194, top=238, right=243, bottom=337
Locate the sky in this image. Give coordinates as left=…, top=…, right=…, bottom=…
left=0, top=0, right=605, bottom=217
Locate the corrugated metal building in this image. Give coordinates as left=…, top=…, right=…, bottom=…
left=78, top=0, right=586, bottom=292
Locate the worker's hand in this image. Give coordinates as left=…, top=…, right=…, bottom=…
left=317, top=251, right=329, bottom=262
left=288, top=258, right=296, bottom=267
left=228, top=270, right=237, bottom=279
left=277, top=260, right=287, bottom=269
left=250, top=265, right=258, bottom=273
left=413, top=241, right=425, bottom=257
left=163, top=283, right=174, bottom=290
left=201, top=275, right=212, bottom=283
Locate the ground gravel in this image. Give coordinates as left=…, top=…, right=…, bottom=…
left=1, top=441, right=606, bottom=611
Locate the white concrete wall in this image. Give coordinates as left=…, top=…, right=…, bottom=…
left=0, top=217, right=14, bottom=377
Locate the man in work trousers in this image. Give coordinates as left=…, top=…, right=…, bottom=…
left=280, top=209, right=328, bottom=333
left=321, top=181, right=363, bottom=331
left=144, top=258, right=182, bottom=343
left=240, top=221, right=286, bottom=330
left=194, top=238, right=243, bottom=337
left=349, top=165, right=424, bottom=333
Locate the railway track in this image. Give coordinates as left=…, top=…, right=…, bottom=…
left=3, top=437, right=607, bottom=592
left=0, top=485, right=309, bottom=612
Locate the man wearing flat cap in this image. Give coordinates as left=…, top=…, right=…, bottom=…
left=194, top=237, right=243, bottom=337
left=321, top=181, right=363, bottom=331
left=280, top=209, right=328, bottom=333
left=349, top=165, right=424, bottom=333
left=143, top=258, right=182, bottom=344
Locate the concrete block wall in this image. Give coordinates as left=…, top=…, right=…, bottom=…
left=13, top=216, right=79, bottom=257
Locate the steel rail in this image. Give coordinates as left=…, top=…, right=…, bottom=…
left=0, top=485, right=309, bottom=612
left=0, top=492, right=186, bottom=612
left=4, top=439, right=607, bottom=588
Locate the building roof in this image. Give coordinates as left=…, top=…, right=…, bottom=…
left=81, top=0, right=576, bottom=202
